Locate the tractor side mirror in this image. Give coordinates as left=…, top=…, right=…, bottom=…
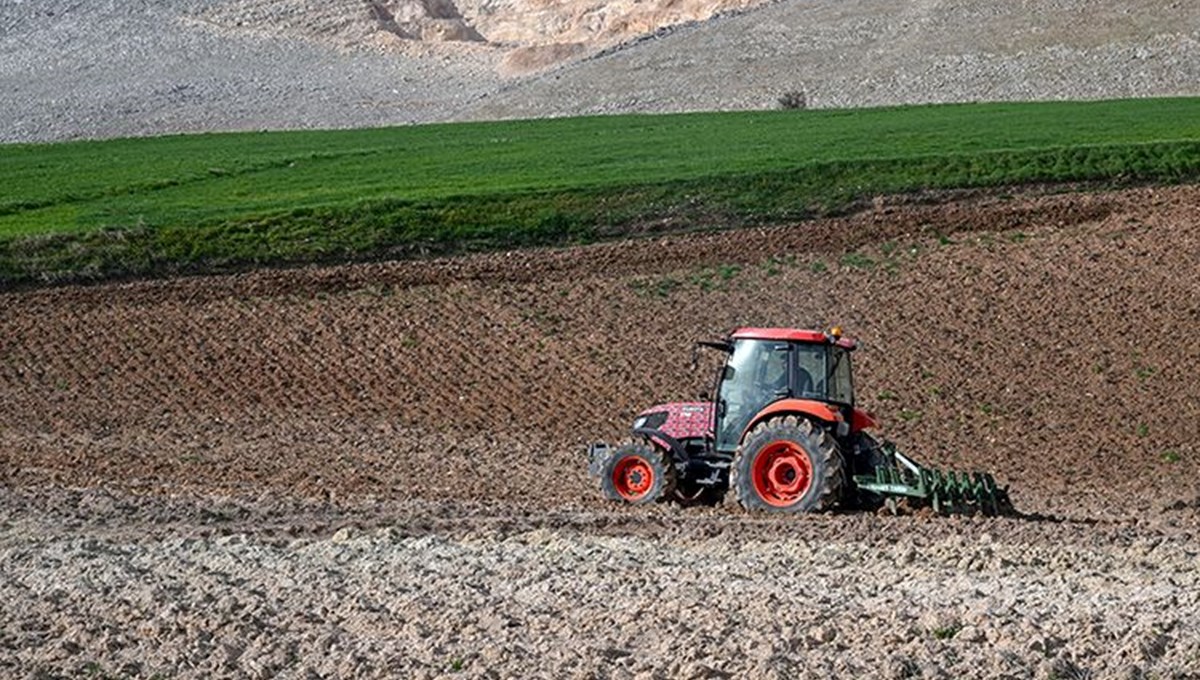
left=698, top=391, right=711, bottom=401
left=723, top=365, right=736, bottom=380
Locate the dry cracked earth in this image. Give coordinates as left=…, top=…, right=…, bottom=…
left=3, top=185, right=1200, bottom=678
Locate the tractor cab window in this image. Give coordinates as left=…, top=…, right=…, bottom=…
left=716, top=339, right=789, bottom=452
left=826, top=347, right=854, bottom=405
left=794, top=345, right=825, bottom=399
left=796, top=344, right=854, bottom=405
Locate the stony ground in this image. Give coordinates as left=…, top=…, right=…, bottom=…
left=5, top=485, right=1200, bottom=680
left=3, top=185, right=1200, bottom=677
left=0, top=0, right=501, bottom=143
left=3, top=0, right=1199, bottom=142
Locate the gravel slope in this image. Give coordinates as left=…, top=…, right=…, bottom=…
left=0, top=0, right=500, bottom=143
left=3, top=0, right=1199, bottom=142
left=460, top=0, right=1200, bottom=120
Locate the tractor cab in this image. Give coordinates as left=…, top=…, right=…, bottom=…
left=712, top=328, right=859, bottom=454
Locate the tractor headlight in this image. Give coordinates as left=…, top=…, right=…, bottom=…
left=632, top=412, right=668, bottom=431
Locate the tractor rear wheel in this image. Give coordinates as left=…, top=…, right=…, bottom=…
left=731, top=415, right=844, bottom=513
left=597, top=441, right=676, bottom=504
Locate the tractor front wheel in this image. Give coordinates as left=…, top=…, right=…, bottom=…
left=731, top=415, right=844, bottom=513
left=597, top=441, right=675, bottom=504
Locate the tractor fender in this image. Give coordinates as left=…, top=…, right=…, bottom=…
left=850, top=407, right=878, bottom=433
left=740, top=398, right=843, bottom=441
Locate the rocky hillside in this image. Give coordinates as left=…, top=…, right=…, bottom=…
left=193, top=0, right=766, bottom=74
left=458, top=0, right=1200, bottom=119
left=1, top=0, right=1198, bottom=141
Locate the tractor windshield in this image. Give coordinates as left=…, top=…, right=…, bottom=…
left=715, top=339, right=789, bottom=452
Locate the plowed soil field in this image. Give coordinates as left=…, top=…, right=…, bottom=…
left=3, top=184, right=1200, bottom=678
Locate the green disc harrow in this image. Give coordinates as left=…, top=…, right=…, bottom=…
left=853, top=441, right=1014, bottom=516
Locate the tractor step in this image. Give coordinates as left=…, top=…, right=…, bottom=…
left=853, top=441, right=1014, bottom=517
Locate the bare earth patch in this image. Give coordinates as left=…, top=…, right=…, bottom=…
left=3, top=185, right=1200, bottom=677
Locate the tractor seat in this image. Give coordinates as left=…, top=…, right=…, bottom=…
left=796, top=368, right=816, bottom=397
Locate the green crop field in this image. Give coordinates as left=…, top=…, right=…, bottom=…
left=3, top=97, right=1200, bottom=285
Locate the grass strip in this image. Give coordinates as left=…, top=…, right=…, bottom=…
left=3, top=139, right=1198, bottom=285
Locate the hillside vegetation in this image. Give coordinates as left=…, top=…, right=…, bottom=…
left=3, top=98, right=1200, bottom=285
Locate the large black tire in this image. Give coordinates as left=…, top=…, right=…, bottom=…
left=730, top=415, right=844, bottom=513
left=597, top=441, right=676, bottom=505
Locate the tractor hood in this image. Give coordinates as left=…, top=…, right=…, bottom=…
left=634, top=402, right=712, bottom=441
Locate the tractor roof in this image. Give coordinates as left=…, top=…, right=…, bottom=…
left=731, top=327, right=857, bottom=349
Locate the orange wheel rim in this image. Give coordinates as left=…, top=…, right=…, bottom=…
left=612, top=456, right=655, bottom=501
left=751, top=441, right=812, bottom=507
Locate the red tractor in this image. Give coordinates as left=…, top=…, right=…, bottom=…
left=587, top=327, right=1012, bottom=515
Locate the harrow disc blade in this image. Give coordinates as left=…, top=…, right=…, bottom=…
left=851, top=441, right=1016, bottom=517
